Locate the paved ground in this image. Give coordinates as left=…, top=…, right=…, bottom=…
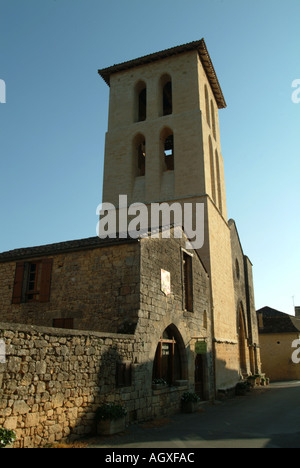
left=86, top=381, right=300, bottom=449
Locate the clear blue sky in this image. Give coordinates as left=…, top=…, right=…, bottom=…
left=0, top=0, right=299, bottom=315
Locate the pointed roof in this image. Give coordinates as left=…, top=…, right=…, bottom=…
left=98, top=39, right=226, bottom=109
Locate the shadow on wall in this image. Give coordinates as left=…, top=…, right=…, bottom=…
left=0, top=324, right=242, bottom=448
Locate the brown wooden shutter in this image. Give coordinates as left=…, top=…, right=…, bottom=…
left=39, top=258, right=53, bottom=302
left=12, top=262, right=25, bottom=304
left=116, top=361, right=132, bottom=387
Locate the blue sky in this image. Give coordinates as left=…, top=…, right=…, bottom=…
left=0, top=0, right=299, bottom=315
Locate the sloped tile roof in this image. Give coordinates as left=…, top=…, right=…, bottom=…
left=257, top=306, right=300, bottom=334
left=0, top=236, right=138, bottom=263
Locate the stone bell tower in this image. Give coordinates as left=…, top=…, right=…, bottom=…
left=98, top=40, right=240, bottom=389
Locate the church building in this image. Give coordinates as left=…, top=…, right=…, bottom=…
left=0, top=40, right=261, bottom=441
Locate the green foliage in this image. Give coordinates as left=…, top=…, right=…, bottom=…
left=95, top=403, right=127, bottom=421
left=181, top=392, right=200, bottom=403
left=0, top=428, right=16, bottom=448
left=152, top=378, right=167, bottom=385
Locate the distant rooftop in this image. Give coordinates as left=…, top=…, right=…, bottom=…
left=98, top=38, right=226, bottom=109
left=257, top=306, right=300, bottom=334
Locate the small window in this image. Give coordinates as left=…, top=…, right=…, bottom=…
left=135, top=81, right=147, bottom=122
left=204, top=85, right=210, bottom=127
left=183, top=252, right=193, bottom=312
left=203, top=310, right=208, bottom=329
left=26, top=262, right=40, bottom=301
left=209, top=136, right=216, bottom=204
left=163, top=81, right=172, bottom=115
left=138, top=88, right=146, bottom=121
left=137, top=139, right=146, bottom=176
left=160, top=74, right=172, bottom=116
left=12, top=259, right=53, bottom=304
left=211, top=99, right=216, bottom=140
left=235, top=259, right=240, bottom=280
left=164, top=134, right=174, bottom=171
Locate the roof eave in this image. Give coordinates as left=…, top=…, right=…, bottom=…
left=98, top=39, right=226, bottom=109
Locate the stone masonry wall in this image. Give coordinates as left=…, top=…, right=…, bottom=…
left=0, top=322, right=140, bottom=448
left=137, top=232, right=215, bottom=400
left=0, top=321, right=192, bottom=448
left=0, top=241, right=140, bottom=333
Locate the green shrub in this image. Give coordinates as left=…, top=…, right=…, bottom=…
left=181, top=392, right=200, bottom=403
left=95, top=403, right=127, bottom=421
left=152, top=378, right=167, bottom=385
left=0, top=428, right=16, bottom=448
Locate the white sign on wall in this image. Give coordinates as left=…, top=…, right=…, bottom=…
left=161, top=269, right=171, bottom=296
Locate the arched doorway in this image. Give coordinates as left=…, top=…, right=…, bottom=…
left=152, top=325, right=186, bottom=385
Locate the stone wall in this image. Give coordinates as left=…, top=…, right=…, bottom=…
left=0, top=322, right=141, bottom=448
left=0, top=321, right=197, bottom=448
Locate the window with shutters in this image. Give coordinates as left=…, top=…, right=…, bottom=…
left=12, top=258, right=53, bottom=304
left=182, top=251, right=193, bottom=312
left=152, top=326, right=184, bottom=385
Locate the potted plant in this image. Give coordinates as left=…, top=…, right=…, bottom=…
left=254, top=374, right=262, bottom=386
left=152, top=378, right=167, bottom=389
left=0, top=428, right=16, bottom=448
left=247, top=375, right=256, bottom=388
left=95, top=403, right=127, bottom=436
left=181, top=392, right=200, bottom=413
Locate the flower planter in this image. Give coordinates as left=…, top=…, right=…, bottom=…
left=247, top=376, right=258, bottom=388
left=95, top=403, right=127, bottom=436
left=152, top=383, right=167, bottom=390
left=182, top=401, right=199, bottom=413
left=181, top=392, right=200, bottom=413
left=97, top=416, right=126, bottom=436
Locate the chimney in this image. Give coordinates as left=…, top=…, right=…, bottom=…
left=295, top=306, right=300, bottom=318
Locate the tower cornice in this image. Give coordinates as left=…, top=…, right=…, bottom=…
left=98, top=39, right=226, bottom=109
